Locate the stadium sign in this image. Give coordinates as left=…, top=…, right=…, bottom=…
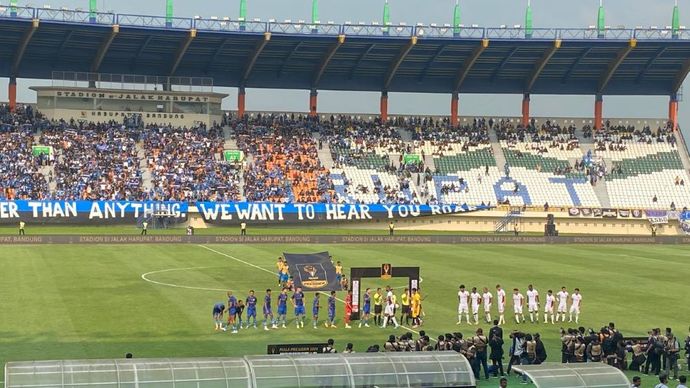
left=196, top=202, right=490, bottom=224
left=0, top=201, right=187, bottom=225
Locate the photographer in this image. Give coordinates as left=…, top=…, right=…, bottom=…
left=664, top=328, right=680, bottom=381
left=534, top=333, right=547, bottom=364
left=507, top=331, right=526, bottom=374
left=561, top=328, right=576, bottom=363
left=627, top=340, right=647, bottom=372
left=472, top=328, right=490, bottom=380
left=685, top=326, right=690, bottom=372
left=646, top=329, right=663, bottom=376
left=587, top=336, right=604, bottom=363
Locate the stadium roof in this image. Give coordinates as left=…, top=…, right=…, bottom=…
left=2, top=6, right=690, bottom=96
left=5, top=353, right=477, bottom=388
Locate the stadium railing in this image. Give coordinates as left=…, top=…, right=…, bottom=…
left=2, top=6, right=689, bottom=41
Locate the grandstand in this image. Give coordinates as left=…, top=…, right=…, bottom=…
left=4, top=2, right=690, bottom=388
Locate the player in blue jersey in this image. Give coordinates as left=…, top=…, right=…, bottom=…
left=263, top=289, right=277, bottom=331
left=312, top=293, right=321, bottom=329
left=359, top=288, right=372, bottom=328
left=291, top=287, right=306, bottom=328
left=277, top=288, right=288, bottom=328
left=246, top=290, right=258, bottom=329
left=226, top=291, right=238, bottom=333
left=326, top=290, right=337, bottom=328
left=213, top=302, right=225, bottom=331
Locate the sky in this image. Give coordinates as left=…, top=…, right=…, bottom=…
left=1, top=0, right=688, bottom=133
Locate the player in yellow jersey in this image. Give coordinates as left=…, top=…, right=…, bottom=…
left=400, top=288, right=410, bottom=326
left=276, top=257, right=285, bottom=286
left=411, top=288, right=421, bottom=328
left=335, top=261, right=343, bottom=285
left=373, top=288, right=383, bottom=326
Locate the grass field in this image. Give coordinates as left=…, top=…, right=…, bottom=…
left=1, top=243, right=689, bottom=387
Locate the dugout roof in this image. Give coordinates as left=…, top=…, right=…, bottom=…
left=5, top=353, right=477, bottom=388
left=512, top=363, right=630, bottom=388
left=2, top=6, right=690, bottom=96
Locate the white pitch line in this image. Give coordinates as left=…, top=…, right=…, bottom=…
left=141, top=267, right=230, bottom=292
left=198, top=245, right=277, bottom=276
left=197, top=245, right=433, bottom=340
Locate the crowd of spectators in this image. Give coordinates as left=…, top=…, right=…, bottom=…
left=235, top=115, right=333, bottom=203
left=144, top=124, right=240, bottom=202
left=0, top=126, right=50, bottom=200
left=594, top=122, right=677, bottom=147
left=499, top=120, right=581, bottom=151
left=323, top=118, right=404, bottom=167
left=40, top=123, right=144, bottom=200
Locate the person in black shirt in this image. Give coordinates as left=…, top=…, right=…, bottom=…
left=489, top=332, right=505, bottom=377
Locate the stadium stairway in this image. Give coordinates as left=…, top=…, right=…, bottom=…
left=674, top=131, right=690, bottom=172
left=40, top=165, right=56, bottom=193
left=397, top=127, right=413, bottom=142
left=576, top=131, right=596, bottom=160
left=314, top=133, right=335, bottom=169
left=137, top=143, right=153, bottom=192
left=592, top=178, right=612, bottom=208
left=489, top=128, right=508, bottom=175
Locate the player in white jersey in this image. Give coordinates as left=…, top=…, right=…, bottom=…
left=495, top=284, right=506, bottom=325
left=482, top=287, right=493, bottom=323
left=512, top=288, right=525, bottom=324
left=469, top=287, right=481, bottom=325
left=457, top=285, right=470, bottom=324
left=544, top=289, right=556, bottom=324
left=556, top=286, right=569, bottom=322
left=526, top=284, right=540, bottom=323
left=569, top=288, right=582, bottom=323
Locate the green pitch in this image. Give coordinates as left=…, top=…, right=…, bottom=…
left=0, top=243, right=688, bottom=387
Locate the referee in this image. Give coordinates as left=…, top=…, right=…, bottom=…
left=373, top=288, right=383, bottom=326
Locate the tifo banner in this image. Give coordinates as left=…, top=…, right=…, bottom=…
left=646, top=210, right=669, bottom=225
left=0, top=200, right=188, bottom=225
left=283, top=252, right=339, bottom=292
left=197, top=202, right=490, bottom=225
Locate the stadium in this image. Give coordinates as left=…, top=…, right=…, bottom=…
left=1, top=0, right=690, bottom=387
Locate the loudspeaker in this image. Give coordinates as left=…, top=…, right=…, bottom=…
left=544, top=224, right=557, bottom=237
left=546, top=214, right=555, bottom=225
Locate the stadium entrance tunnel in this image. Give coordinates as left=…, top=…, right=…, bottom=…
left=512, top=363, right=630, bottom=388
left=5, top=353, right=477, bottom=387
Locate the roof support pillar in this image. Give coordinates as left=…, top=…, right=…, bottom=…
left=12, top=19, right=40, bottom=77
left=380, top=91, right=389, bottom=123
left=450, top=92, right=459, bottom=127
left=170, top=28, right=197, bottom=76
left=598, top=39, right=636, bottom=94
left=383, top=36, right=417, bottom=91
left=454, top=39, right=489, bottom=93
left=525, top=39, right=560, bottom=93
left=242, top=32, right=271, bottom=86
left=9, top=77, right=17, bottom=113
left=309, top=89, right=318, bottom=117
left=90, top=24, right=120, bottom=87
left=238, top=87, right=246, bottom=119
left=594, top=94, right=604, bottom=130
left=522, top=93, right=530, bottom=128
left=669, top=94, right=679, bottom=131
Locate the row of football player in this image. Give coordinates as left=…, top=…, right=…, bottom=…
left=457, top=284, right=583, bottom=326
left=211, top=286, right=424, bottom=332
